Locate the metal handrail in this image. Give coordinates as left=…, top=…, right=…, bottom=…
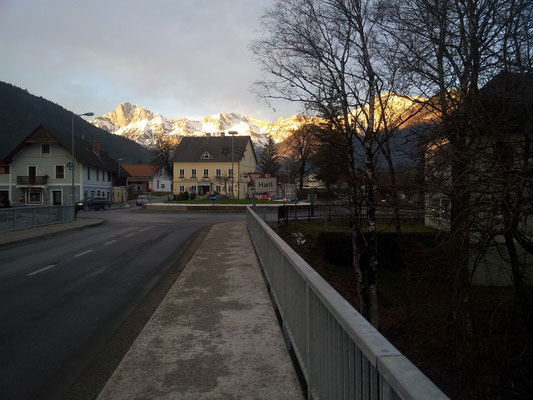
left=246, top=206, right=449, bottom=400
left=16, top=175, right=49, bottom=185
left=0, top=205, right=75, bottom=232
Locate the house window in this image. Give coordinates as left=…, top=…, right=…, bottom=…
left=108, top=171, right=111, bottom=182
left=228, top=186, right=233, bottom=195
left=228, top=168, right=233, bottom=177
left=179, top=169, right=185, bottom=178
left=203, top=169, right=209, bottom=178
left=190, top=186, right=197, bottom=193
left=0, top=166, right=9, bottom=174
left=55, top=165, right=64, bottom=179
left=87, top=167, right=91, bottom=180
left=216, top=185, right=221, bottom=192
left=41, top=144, right=50, bottom=156
left=215, top=168, right=221, bottom=177
left=200, top=151, right=213, bottom=159
left=84, top=190, right=88, bottom=199
left=97, top=190, right=101, bottom=196
left=191, top=169, right=197, bottom=178
left=96, top=169, right=100, bottom=181
left=161, top=184, right=165, bottom=189
left=91, top=190, right=95, bottom=197
left=27, top=189, right=42, bottom=204
left=179, top=185, right=185, bottom=192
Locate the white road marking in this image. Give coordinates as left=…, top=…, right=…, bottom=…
left=27, top=264, right=57, bottom=276
left=124, top=232, right=135, bottom=237
left=139, top=226, right=153, bottom=232
left=104, top=240, right=117, bottom=246
left=74, top=249, right=93, bottom=258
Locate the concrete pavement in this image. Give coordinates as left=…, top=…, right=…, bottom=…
left=97, top=221, right=303, bottom=400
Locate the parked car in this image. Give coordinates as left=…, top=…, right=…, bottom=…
left=136, top=194, right=149, bottom=206
left=76, top=196, right=112, bottom=211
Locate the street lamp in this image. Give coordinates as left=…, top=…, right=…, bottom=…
left=117, top=158, right=123, bottom=203
left=228, top=131, right=238, bottom=199
left=71, top=112, right=94, bottom=209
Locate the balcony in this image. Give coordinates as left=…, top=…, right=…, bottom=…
left=17, top=175, right=48, bottom=186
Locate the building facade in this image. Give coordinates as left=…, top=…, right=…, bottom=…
left=172, top=135, right=257, bottom=199
left=122, top=164, right=172, bottom=193
left=0, top=125, right=118, bottom=206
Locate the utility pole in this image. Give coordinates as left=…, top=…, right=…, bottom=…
left=228, top=131, right=238, bottom=199
left=71, top=112, right=94, bottom=208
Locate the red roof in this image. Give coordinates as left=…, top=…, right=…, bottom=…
left=122, top=164, right=158, bottom=178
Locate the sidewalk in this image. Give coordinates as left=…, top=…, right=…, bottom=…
left=0, top=218, right=103, bottom=248
left=97, top=221, right=303, bottom=400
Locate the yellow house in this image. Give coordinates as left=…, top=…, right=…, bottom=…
left=172, top=134, right=257, bottom=199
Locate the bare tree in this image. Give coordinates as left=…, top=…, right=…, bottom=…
left=150, top=136, right=179, bottom=179
left=380, top=0, right=533, bottom=336
left=282, top=116, right=318, bottom=190
left=253, top=0, right=401, bottom=326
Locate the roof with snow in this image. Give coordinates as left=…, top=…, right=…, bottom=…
left=172, top=136, right=256, bottom=163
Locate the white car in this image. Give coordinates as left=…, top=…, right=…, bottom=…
left=136, top=195, right=149, bottom=206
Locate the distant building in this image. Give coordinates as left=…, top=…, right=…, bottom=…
left=424, top=72, right=533, bottom=286
left=172, top=135, right=257, bottom=199
left=122, top=164, right=172, bottom=193
left=0, top=125, right=119, bottom=206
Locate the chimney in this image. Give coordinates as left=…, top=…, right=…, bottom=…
left=92, top=141, right=100, bottom=155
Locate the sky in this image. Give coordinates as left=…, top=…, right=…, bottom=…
left=0, top=0, right=300, bottom=122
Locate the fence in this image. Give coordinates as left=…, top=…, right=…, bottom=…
left=0, top=206, right=75, bottom=233
left=251, top=204, right=424, bottom=225
left=246, top=206, right=449, bottom=400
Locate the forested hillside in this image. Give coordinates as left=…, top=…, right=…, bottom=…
left=0, top=82, right=152, bottom=163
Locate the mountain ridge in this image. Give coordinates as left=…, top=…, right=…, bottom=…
left=90, top=102, right=311, bottom=148
left=0, top=82, right=153, bottom=163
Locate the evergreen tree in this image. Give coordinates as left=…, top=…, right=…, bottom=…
left=258, top=135, right=281, bottom=176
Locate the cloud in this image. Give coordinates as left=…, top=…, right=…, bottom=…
left=0, top=0, right=300, bottom=121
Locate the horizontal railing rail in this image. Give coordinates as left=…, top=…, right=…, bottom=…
left=17, top=175, right=48, bottom=185
left=246, top=206, right=449, bottom=400
left=0, top=205, right=75, bottom=232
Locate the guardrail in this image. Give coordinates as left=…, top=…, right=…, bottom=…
left=0, top=206, right=75, bottom=232
left=246, top=206, right=449, bottom=400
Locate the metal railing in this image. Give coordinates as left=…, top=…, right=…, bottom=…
left=246, top=206, right=449, bottom=400
left=0, top=206, right=75, bottom=232
left=250, top=204, right=425, bottom=225
left=17, top=175, right=48, bottom=185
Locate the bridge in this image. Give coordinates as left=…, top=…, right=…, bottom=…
left=96, top=206, right=448, bottom=399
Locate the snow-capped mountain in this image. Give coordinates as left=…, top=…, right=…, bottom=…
left=90, top=102, right=301, bottom=148
left=90, top=96, right=433, bottom=149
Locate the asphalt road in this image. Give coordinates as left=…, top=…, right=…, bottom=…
left=0, top=207, right=245, bottom=400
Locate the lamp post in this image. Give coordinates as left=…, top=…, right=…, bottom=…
left=71, top=112, right=94, bottom=209
left=117, top=158, right=123, bottom=203
left=228, top=131, right=238, bottom=199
